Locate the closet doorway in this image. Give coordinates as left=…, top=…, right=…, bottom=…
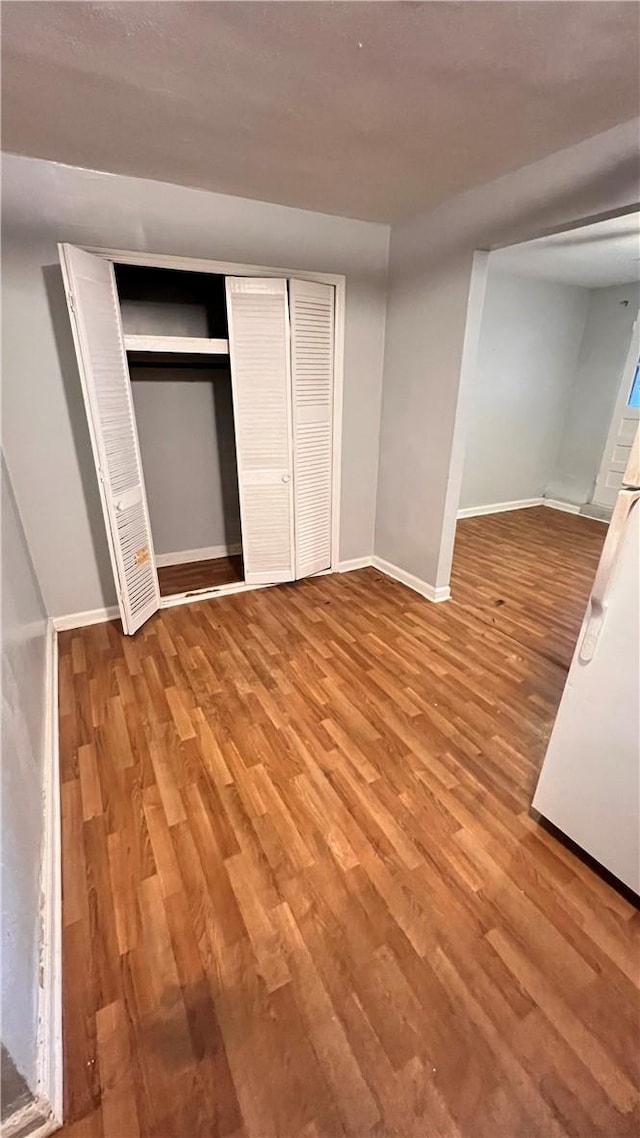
left=116, top=265, right=244, bottom=600
left=59, top=245, right=344, bottom=635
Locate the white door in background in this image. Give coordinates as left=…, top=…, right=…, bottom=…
left=59, top=244, right=160, bottom=635
left=593, top=314, right=640, bottom=507
left=290, top=279, right=335, bottom=578
left=225, top=277, right=295, bottom=584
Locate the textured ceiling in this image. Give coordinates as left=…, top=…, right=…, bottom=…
left=2, top=1, right=639, bottom=223
left=491, top=213, right=640, bottom=289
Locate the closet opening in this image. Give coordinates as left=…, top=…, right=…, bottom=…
left=115, top=264, right=228, bottom=339
left=116, top=264, right=244, bottom=598
left=59, top=243, right=342, bottom=634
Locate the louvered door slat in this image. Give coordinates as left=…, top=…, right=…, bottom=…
left=290, top=279, right=335, bottom=579
left=59, top=244, right=159, bottom=634
left=225, top=278, right=295, bottom=584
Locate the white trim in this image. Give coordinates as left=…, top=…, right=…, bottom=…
left=52, top=558, right=454, bottom=633
left=154, top=543, right=241, bottom=568
left=338, top=556, right=372, bottom=573
left=53, top=584, right=269, bottom=629
left=331, top=277, right=345, bottom=572
left=52, top=605, right=120, bottom=632
left=543, top=498, right=581, bottom=515
left=370, top=556, right=450, bottom=603
left=456, top=497, right=608, bottom=521
left=35, top=621, right=63, bottom=1128
left=124, top=334, right=228, bottom=355
left=578, top=504, right=611, bottom=524
left=1, top=1097, right=59, bottom=1138
left=86, top=246, right=344, bottom=288
left=457, top=497, right=543, bottom=518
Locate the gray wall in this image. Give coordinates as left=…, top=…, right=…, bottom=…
left=459, top=271, right=589, bottom=509
left=131, top=369, right=241, bottom=557
left=1, top=457, right=48, bottom=1091
left=2, top=153, right=389, bottom=617
left=375, top=118, right=640, bottom=590
left=546, top=282, right=640, bottom=506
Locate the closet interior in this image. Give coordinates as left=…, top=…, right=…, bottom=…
left=115, top=265, right=244, bottom=598
left=59, top=244, right=337, bottom=635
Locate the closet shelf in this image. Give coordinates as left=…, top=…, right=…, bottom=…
left=123, top=334, right=229, bottom=355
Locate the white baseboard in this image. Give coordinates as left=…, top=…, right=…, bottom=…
left=155, top=543, right=241, bottom=568
left=370, top=556, right=450, bottom=603
left=38, top=621, right=62, bottom=1127
left=54, top=552, right=451, bottom=633
left=543, top=498, right=581, bottom=515
left=336, top=555, right=451, bottom=604
left=579, top=503, right=612, bottom=523
left=1, top=1096, right=59, bottom=1138
left=337, top=556, right=372, bottom=573
left=457, top=497, right=607, bottom=523
left=457, top=497, right=543, bottom=519
left=52, top=605, right=119, bottom=632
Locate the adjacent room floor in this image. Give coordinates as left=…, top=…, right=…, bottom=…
left=57, top=507, right=639, bottom=1138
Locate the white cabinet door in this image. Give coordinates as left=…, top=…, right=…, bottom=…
left=225, top=278, right=295, bottom=584
left=593, top=315, right=640, bottom=507
left=290, top=279, right=335, bottom=578
left=59, top=244, right=160, bottom=634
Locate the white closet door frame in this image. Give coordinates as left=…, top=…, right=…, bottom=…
left=59, top=244, right=160, bottom=634
left=84, top=247, right=346, bottom=586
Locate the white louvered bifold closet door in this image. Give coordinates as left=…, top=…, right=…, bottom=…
left=289, top=279, right=335, bottom=578
left=59, top=244, right=160, bottom=634
left=225, top=278, right=295, bottom=584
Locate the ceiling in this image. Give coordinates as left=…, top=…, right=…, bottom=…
left=490, top=212, right=640, bottom=289
left=2, top=2, right=639, bottom=224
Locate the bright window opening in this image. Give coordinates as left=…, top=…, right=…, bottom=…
left=627, top=362, right=640, bottom=408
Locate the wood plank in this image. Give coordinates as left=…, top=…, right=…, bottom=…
left=157, top=555, right=243, bottom=598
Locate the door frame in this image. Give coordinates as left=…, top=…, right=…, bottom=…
left=436, top=206, right=640, bottom=598
left=591, top=310, right=640, bottom=507
left=82, top=245, right=346, bottom=608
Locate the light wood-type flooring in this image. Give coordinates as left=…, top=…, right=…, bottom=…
left=58, top=507, right=640, bottom=1138
left=157, top=555, right=243, bottom=598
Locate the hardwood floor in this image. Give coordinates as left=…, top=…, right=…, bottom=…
left=157, top=554, right=243, bottom=597
left=451, top=506, right=607, bottom=670
left=58, top=507, right=639, bottom=1138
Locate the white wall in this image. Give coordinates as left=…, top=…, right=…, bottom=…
left=459, top=271, right=589, bottom=510
left=131, top=369, right=241, bottom=557
left=2, top=154, right=389, bottom=618
left=547, top=282, right=640, bottom=506
left=375, top=119, right=640, bottom=591
left=1, top=457, right=48, bottom=1091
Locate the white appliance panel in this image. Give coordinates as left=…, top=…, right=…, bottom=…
left=532, top=496, right=640, bottom=893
